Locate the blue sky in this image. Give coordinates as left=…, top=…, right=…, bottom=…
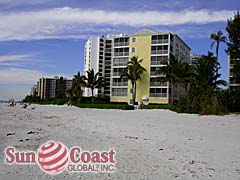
left=0, top=0, right=239, bottom=100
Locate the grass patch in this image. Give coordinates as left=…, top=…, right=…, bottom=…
left=38, top=99, right=67, bottom=105
left=231, top=112, right=240, bottom=115
left=142, top=104, right=176, bottom=111
left=72, top=102, right=134, bottom=110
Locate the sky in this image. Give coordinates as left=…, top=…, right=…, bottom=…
left=0, top=0, right=239, bottom=101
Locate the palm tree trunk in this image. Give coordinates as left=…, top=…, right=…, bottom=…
left=184, top=82, right=188, bottom=97
left=91, top=88, right=94, bottom=103
left=216, top=42, right=219, bottom=75
left=132, top=82, right=135, bottom=105
left=133, top=82, right=137, bottom=105
left=171, top=81, right=174, bottom=105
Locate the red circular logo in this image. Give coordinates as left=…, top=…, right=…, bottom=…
left=38, top=141, right=69, bottom=174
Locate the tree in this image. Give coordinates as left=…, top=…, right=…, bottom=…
left=190, top=52, right=227, bottom=114
left=210, top=30, right=226, bottom=74
left=121, top=56, right=146, bottom=105
left=226, top=11, right=240, bottom=59
left=82, top=69, right=103, bottom=102
left=156, top=55, right=180, bottom=104
left=57, top=76, right=66, bottom=99
left=233, top=63, right=240, bottom=81
left=71, top=72, right=84, bottom=99
left=193, top=52, right=227, bottom=90
left=174, top=62, right=194, bottom=96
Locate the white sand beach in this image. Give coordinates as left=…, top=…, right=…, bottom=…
left=0, top=103, right=240, bottom=180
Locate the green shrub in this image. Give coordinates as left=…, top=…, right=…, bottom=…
left=72, top=102, right=134, bottom=110
left=142, top=104, right=176, bottom=111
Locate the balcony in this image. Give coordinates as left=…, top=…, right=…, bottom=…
left=151, top=60, right=167, bottom=66
left=114, top=52, right=129, bottom=57
left=150, top=81, right=167, bottom=87
left=112, top=82, right=128, bottom=86
left=105, top=49, right=112, bottom=53
left=151, top=39, right=168, bottom=44
left=150, top=72, right=165, bottom=76
left=151, top=50, right=168, bottom=55
left=149, top=93, right=167, bottom=98
left=114, top=42, right=129, bottom=47
left=113, top=62, right=128, bottom=67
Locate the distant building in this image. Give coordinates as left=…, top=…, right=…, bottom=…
left=190, top=54, right=203, bottom=64
left=84, top=29, right=191, bottom=104
left=30, top=84, right=38, bottom=96
left=37, top=77, right=73, bottom=100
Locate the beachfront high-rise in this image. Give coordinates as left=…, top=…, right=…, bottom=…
left=37, top=76, right=73, bottom=100
left=229, top=55, right=240, bottom=90
left=84, top=29, right=191, bottom=104
left=84, top=34, right=126, bottom=97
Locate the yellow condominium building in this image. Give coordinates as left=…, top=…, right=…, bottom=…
left=111, top=29, right=191, bottom=104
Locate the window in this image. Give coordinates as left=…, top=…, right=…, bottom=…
left=112, top=88, right=128, bottom=96
left=132, top=37, right=136, bottom=42
left=151, top=56, right=168, bottom=65
left=150, top=88, right=167, bottom=97
left=131, top=47, right=136, bottom=53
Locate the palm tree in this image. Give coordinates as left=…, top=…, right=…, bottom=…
left=71, top=72, right=84, bottom=98
left=156, top=55, right=179, bottom=104
left=57, top=76, right=66, bottom=99
left=121, top=56, right=146, bottom=105
left=82, top=69, right=103, bottom=102
left=174, top=62, right=194, bottom=96
left=210, top=30, right=226, bottom=74
left=193, top=52, right=227, bottom=90
left=189, top=52, right=228, bottom=114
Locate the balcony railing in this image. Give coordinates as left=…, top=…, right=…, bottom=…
left=112, top=82, right=128, bottom=86
left=150, top=60, right=166, bottom=65
left=105, top=49, right=111, bottom=52
left=114, top=52, right=129, bottom=57
left=114, top=42, right=129, bottom=47
left=150, top=93, right=167, bottom=98
left=151, top=39, right=168, bottom=44
left=150, top=72, right=165, bottom=76
left=113, top=61, right=128, bottom=66
left=230, top=81, right=240, bottom=84
left=151, top=50, right=168, bottom=55
left=150, top=81, right=167, bottom=86
left=112, top=91, right=128, bottom=96
left=112, top=72, right=123, bottom=76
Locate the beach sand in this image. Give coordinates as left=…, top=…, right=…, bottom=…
left=0, top=103, right=240, bottom=180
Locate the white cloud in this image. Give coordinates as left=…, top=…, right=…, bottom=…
left=0, top=68, right=72, bottom=100
left=0, top=54, right=32, bottom=63
left=0, top=68, right=45, bottom=84
left=0, top=68, right=72, bottom=84
left=0, top=7, right=234, bottom=41
left=0, top=54, right=36, bottom=68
